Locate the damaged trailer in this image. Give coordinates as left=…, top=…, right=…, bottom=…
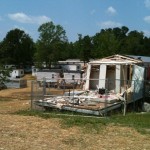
left=33, top=55, right=145, bottom=116
left=85, top=55, right=145, bottom=102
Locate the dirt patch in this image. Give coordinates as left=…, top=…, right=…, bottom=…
left=0, top=75, right=150, bottom=150
left=0, top=79, right=31, bottom=114
left=0, top=80, right=31, bottom=98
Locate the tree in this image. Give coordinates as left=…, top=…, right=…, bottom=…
left=121, top=30, right=145, bottom=55
left=143, top=37, right=150, bottom=56
left=75, top=34, right=93, bottom=63
left=112, top=26, right=129, bottom=40
left=112, top=26, right=129, bottom=54
left=92, top=28, right=119, bottom=58
left=65, top=42, right=77, bottom=59
left=35, top=22, right=68, bottom=68
left=0, top=64, right=11, bottom=89
left=0, top=28, right=35, bottom=66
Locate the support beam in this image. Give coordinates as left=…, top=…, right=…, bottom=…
left=116, top=65, right=121, bottom=93
left=85, top=64, right=91, bottom=90
left=99, top=64, right=106, bottom=89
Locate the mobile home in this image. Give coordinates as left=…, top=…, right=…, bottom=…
left=10, top=69, right=24, bottom=78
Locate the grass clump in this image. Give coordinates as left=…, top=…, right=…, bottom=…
left=109, top=113, right=150, bottom=134
left=15, top=109, right=150, bottom=134
left=0, top=98, right=12, bottom=102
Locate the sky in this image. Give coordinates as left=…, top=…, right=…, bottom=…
left=0, top=0, right=150, bottom=42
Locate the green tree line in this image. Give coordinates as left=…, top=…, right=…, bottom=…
left=0, top=22, right=150, bottom=68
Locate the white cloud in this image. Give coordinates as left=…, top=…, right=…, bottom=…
left=35, top=16, right=51, bottom=25
left=144, top=0, right=150, bottom=8
left=8, top=12, right=51, bottom=24
left=98, top=20, right=122, bottom=28
left=143, top=30, right=150, bottom=37
left=90, top=9, right=96, bottom=15
left=8, top=13, right=32, bottom=23
left=144, top=16, right=150, bottom=23
left=106, top=6, right=117, bottom=15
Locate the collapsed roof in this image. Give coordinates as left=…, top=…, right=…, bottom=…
left=89, top=54, right=143, bottom=65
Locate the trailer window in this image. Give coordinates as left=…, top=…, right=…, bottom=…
left=72, top=75, right=75, bottom=80
left=52, top=74, right=54, bottom=78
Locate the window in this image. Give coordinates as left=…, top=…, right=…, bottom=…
left=77, top=65, right=80, bottom=70
left=52, top=74, right=54, bottom=78
left=72, top=75, right=75, bottom=80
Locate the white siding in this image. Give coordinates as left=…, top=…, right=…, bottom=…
left=85, top=64, right=91, bottom=90
left=63, top=72, right=81, bottom=83
left=10, top=69, right=24, bottom=78
left=62, top=64, right=81, bottom=71
left=99, top=64, right=106, bottom=89
left=36, top=72, right=60, bottom=82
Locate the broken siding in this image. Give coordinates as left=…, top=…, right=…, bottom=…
left=131, top=65, right=145, bottom=101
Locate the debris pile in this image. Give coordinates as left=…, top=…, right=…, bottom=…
left=34, top=89, right=124, bottom=115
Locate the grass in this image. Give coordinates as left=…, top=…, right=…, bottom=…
left=15, top=109, right=150, bottom=134
left=109, top=112, right=150, bottom=134
left=0, top=98, right=12, bottom=102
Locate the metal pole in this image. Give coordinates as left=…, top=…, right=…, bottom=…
left=104, top=79, right=108, bottom=116
left=123, top=96, right=126, bottom=116
left=43, top=77, right=46, bottom=96
left=133, top=80, right=135, bottom=112
left=31, top=81, right=34, bottom=110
